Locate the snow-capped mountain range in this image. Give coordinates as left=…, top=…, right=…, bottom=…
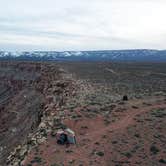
left=0, top=49, right=166, bottom=62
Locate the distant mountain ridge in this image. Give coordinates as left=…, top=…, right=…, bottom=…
left=0, top=49, right=166, bottom=62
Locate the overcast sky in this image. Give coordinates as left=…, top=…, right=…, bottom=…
left=0, top=0, right=166, bottom=51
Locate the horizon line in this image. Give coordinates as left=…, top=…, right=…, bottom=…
left=0, top=48, right=165, bottom=52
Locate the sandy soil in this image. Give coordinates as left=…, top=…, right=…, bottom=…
left=23, top=96, right=166, bottom=166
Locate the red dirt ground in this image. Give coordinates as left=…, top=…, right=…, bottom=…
left=22, top=96, right=166, bottom=166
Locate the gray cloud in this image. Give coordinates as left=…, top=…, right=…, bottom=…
left=0, top=0, right=166, bottom=51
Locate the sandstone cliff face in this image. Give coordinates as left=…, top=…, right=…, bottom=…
left=0, top=61, right=77, bottom=165
left=0, top=62, right=44, bottom=165
left=0, top=90, right=44, bottom=165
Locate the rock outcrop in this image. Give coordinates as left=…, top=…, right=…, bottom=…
left=0, top=61, right=77, bottom=165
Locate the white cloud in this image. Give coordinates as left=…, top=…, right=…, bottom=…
left=0, top=0, right=166, bottom=51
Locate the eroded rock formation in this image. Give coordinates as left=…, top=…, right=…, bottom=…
left=0, top=61, right=76, bottom=165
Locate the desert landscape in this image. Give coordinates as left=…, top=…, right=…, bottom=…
left=1, top=0, right=166, bottom=165
left=0, top=61, right=166, bottom=166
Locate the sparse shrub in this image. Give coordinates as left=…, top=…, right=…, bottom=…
left=95, top=142, right=100, bottom=145
left=150, top=145, right=159, bottom=155
left=159, top=159, right=166, bottom=164
left=151, top=109, right=166, bottom=118
left=78, top=164, right=83, bottom=166
left=123, top=152, right=132, bottom=158
left=102, top=135, right=107, bottom=139
left=71, top=115, right=77, bottom=119
left=56, top=123, right=67, bottom=130
left=143, top=102, right=152, bottom=106
left=69, top=159, right=75, bottom=164
left=134, top=134, right=140, bottom=138
left=27, top=164, right=32, bottom=166
left=31, top=156, right=42, bottom=163
left=118, top=101, right=125, bottom=105
left=51, top=163, right=60, bottom=166
left=66, top=149, right=73, bottom=153
left=104, top=119, right=110, bottom=125
left=145, top=118, right=152, bottom=121
left=112, top=141, right=118, bottom=144
left=40, top=128, right=47, bottom=137
left=154, top=134, right=163, bottom=139
left=27, top=140, right=36, bottom=146
left=132, top=106, right=139, bottom=109
left=96, top=151, right=104, bottom=157
left=81, top=126, right=88, bottom=129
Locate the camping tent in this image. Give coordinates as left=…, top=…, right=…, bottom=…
left=56, top=128, right=76, bottom=145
